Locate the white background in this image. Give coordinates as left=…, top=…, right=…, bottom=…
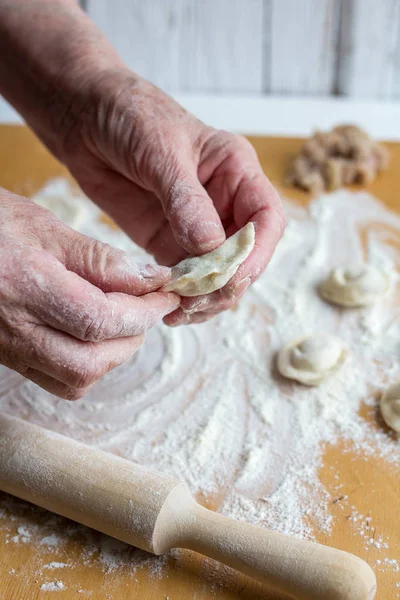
left=1, top=94, right=400, bottom=140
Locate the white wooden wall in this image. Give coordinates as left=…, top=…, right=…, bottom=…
left=84, top=0, right=400, bottom=98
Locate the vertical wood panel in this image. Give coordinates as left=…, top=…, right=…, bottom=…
left=267, top=0, right=340, bottom=95
left=337, top=0, right=400, bottom=98
left=86, top=0, right=186, bottom=91
left=85, top=0, right=400, bottom=99
left=394, top=18, right=400, bottom=97
left=87, top=0, right=263, bottom=93
left=181, top=0, right=263, bottom=92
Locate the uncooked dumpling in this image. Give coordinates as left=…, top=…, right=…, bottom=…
left=380, top=382, right=400, bottom=432
left=277, top=334, right=347, bottom=386
left=319, top=263, right=389, bottom=307
left=163, top=223, right=255, bottom=297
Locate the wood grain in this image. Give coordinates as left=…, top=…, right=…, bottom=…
left=267, top=0, right=339, bottom=95
left=86, top=0, right=186, bottom=91
left=0, top=126, right=399, bottom=600
left=83, top=0, right=400, bottom=98
left=86, top=0, right=264, bottom=93
left=337, top=0, right=400, bottom=98
left=181, top=0, right=263, bottom=93
left=0, top=415, right=376, bottom=600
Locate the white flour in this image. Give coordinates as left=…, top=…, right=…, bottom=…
left=40, top=580, right=65, bottom=591
left=0, top=179, right=399, bottom=592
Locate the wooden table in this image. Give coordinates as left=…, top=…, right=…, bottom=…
left=0, top=126, right=399, bottom=600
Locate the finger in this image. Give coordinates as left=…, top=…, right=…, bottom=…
left=164, top=310, right=218, bottom=327
left=156, top=164, right=226, bottom=255
left=17, top=368, right=91, bottom=401
left=23, top=253, right=179, bottom=341
left=14, top=325, right=144, bottom=390
left=163, top=292, right=234, bottom=326
left=222, top=173, right=285, bottom=300
left=55, top=227, right=172, bottom=295
left=77, top=169, right=188, bottom=267
left=163, top=268, right=250, bottom=326
left=145, top=220, right=189, bottom=267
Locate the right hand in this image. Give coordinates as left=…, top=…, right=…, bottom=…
left=0, top=187, right=179, bottom=400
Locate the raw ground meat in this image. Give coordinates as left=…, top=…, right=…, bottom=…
left=286, top=125, right=389, bottom=193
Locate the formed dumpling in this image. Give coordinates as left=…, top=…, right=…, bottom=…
left=319, top=263, right=389, bottom=308
left=162, top=222, right=255, bottom=297
left=277, top=334, right=347, bottom=386
left=380, top=382, right=400, bottom=433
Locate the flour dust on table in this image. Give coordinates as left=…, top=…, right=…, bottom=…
left=0, top=179, right=399, bottom=589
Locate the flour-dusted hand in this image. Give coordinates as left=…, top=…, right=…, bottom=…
left=0, top=1, right=285, bottom=325
left=0, top=189, right=179, bottom=399
left=51, top=75, right=285, bottom=325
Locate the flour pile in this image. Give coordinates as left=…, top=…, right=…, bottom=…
left=0, top=179, right=399, bottom=583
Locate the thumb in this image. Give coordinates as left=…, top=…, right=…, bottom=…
left=56, top=228, right=171, bottom=295
left=157, top=165, right=226, bottom=255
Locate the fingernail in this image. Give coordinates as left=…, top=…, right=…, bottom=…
left=168, top=312, right=191, bottom=327
left=138, top=263, right=171, bottom=279
left=119, top=257, right=171, bottom=280
left=188, top=222, right=225, bottom=253
left=181, top=296, right=211, bottom=314
left=228, top=276, right=252, bottom=300
left=161, top=293, right=181, bottom=315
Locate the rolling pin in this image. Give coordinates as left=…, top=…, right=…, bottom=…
left=0, top=414, right=376, bottom=600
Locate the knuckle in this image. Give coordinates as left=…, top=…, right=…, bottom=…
left=236, top=133, right=257, bottom=155
left=133, top=333, right=145, bottom=350
left=69, top=359, right=102, bottom=389
left=276, top=206, right=287, bottom=237
left=75, top=237, right=122, bottom=285
left=219, top=130, right=256, bottom=158
left=81, top=311, right=109, bottom=342
left=63, top=386, right=88, bottom=402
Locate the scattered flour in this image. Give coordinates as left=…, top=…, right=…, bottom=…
left=40, top=580, right=65, bottom=591
left=43, top=562, right=69, bottom=570
left=41, top=534, right=63, bottom=548
left=17, top=525, right=31, bottom=543
left=0, top=179, right=399, bottom=592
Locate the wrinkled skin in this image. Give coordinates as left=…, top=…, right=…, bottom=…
left=0, top=188, right=179, bottom=399
left=55, top=72, right=286, bottom=326
left=0, top=1, right=285, bottom=398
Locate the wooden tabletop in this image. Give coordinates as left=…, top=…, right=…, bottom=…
left=0, top=126, right=399, bottom=600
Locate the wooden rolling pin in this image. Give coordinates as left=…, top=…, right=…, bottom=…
left=0, top=414, right=376, bottom=600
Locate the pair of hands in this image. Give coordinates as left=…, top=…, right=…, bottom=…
left=1, top=73, right=285, bottom=400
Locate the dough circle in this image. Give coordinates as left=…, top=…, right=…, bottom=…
left=277, top=334, right=347, bottom=386
left=162, top=222, right=255, bottom=297
left=319, top=263, right=389, bottom=307
left=380, top=382, right=400, bottom=432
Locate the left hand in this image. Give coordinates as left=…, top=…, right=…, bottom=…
left=53, top=71, right=286, bottom=325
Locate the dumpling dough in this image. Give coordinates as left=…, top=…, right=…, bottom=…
left=319, top=263, right=389, bottom=307
left=163, top=222, right=255, bottom=297
left=277, top=334, right=347, bottom=386
left=380, top=382, right=400, bottom=432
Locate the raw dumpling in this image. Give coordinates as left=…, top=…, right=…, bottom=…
left=277, top=334, right=347, bottom=386
left=162, top=222, right=255, bottom=297
left=380, top=382, right=400, bottom=432
left=319, top=263, right=389, bottom=307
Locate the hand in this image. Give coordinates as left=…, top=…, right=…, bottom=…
left=54, top=71, right=285, bottom=325
left=0, top=188, right=179, bottom=399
